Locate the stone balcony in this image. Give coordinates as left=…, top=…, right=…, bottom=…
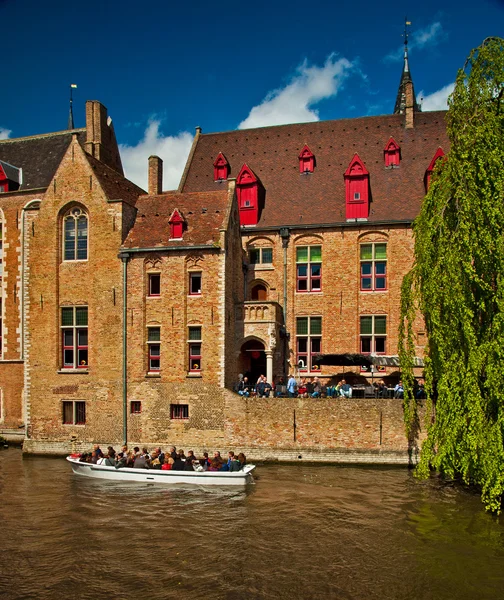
left=237, top=301, right=283, bottom=325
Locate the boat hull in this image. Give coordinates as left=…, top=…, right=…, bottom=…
left=66, top=457, right=255, bottom=486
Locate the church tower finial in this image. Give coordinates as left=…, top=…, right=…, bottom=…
left=394, top=18, right=420, bottom=117
left=68, top=84, right=77, bottom=130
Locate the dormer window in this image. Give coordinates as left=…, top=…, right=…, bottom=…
left=344, top=154, right=370, bottom=220
left=236, top=164, right=263, bottom=227
left=425, top=148, right=445, bottom=191
left=169, top=208, right=185, bottom=239
left=0, top=160, right=21, bottom=193
left=298, top=145, right=315, bottom=173
left=384, top=138, right=401, bottom=167
left=213, top=153, right=229, bottom=181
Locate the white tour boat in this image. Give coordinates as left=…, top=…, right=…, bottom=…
left=66, top=456, right=256, bottom=486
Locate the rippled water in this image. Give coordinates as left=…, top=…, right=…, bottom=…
left=1, top=449, right=504, bottom=600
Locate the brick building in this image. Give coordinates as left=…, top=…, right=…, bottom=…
left=0, top=52, right=448, bottom=460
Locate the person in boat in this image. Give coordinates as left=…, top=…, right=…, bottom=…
left=237, top=452, right=247, bottom=468
left=79, top=452, right=90, bottom=463
left=209, top=458, right=222, bottom=472
left=155, top=447, right=165, bottom=465
left=133, top=451, right=150, bottom=469
left=161, top=456, right=175, bottom=470
left=172, top=453, right=185, bottom=471
left=183, top=457, right=195, bottom=471
left=186, top=450, right=197, bottom=463
left=228, top=452, right=242, bottom=472
left=115, top=452, right=127, bottom=469
left=202, top=452, right=210, bottom=466
left=150, top=451, right=162, bottom=469
left=104, top=450, right=116, bottom=467
left=178, top=449, right=186, bottom=461
left=169, top=446, right=177, bottom=461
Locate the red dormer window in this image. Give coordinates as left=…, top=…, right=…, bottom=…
left=384, top=138, right=401, bottom=167
left=0, top=161, right=21, bottom=193
left=169, top=208, right=185, bottom=239
left=213, top=153, right=229, bottom=181
left=237, top=164, right=263, bottom=226
left=0, top=164, right=9, bottom=192
left=344, top=154, right=370, bottom=220
left=425, top=148, right=445, bottom=191
left=299, top=145, right=315, bottom=173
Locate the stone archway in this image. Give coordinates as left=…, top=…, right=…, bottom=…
left=240, top=339, right=267, bottom=387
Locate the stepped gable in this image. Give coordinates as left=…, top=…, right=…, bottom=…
left=0, top=129, right=86, bottom=191
left=181, top=111, right=449, bottom=227
left=85, top=153, right=145, bottom=206
left=124, top=190, right=229, bottom=249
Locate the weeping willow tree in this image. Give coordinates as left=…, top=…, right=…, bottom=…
left=399, top=37, right=504, bottom=512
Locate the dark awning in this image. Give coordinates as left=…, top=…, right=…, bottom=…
left=314, top=354, right=424, bottom=368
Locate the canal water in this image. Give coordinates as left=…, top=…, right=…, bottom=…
left=1, top=449, right=504, bottom=600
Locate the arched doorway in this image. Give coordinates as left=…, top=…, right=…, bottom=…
left=251, top=283, right=268, bottom=301
left=240, top=339, right=266, bottom=385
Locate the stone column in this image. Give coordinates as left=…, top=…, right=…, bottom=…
left=266, top=351, right=273, bottom=385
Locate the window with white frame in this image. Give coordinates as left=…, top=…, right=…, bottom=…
left=148, top=273, right=161, bottom=296
left=147, top=327, right=160, bottom=372
left=296, top=316, right=322, bottom=372
left=188, top=326, right=202, bottom=372
left=249, top=247, right=273, bottom=265
left=360, top=243, right=387, bottom=291
left=296, top=246, right=321, bottom=292
left=62, top=306, right=88, bottom=368
left=62, top=400, right=86, bottom=425
left=189, top=272, right=202, bottom=295
left=63, top=207, right=88, bottom=261
left=360, top=315, right=387, bottom=354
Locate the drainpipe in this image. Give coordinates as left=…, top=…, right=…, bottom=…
left=279, top=228, right=290, bottom=376
left=119, top=252, right=129, bottom=445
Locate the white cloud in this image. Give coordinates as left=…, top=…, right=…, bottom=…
left=418, top=82, right=455, bottom=111
left=385, top=21, right=444, bottom=62
left=0, top=128, right=11, bottom=139
left=238, top=54, right=355, bottom=129
left=119, top=119, right=193, bottom=191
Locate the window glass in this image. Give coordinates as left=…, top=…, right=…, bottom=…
left=296, top=247, right=308, bottom=262
left=310, top=246, right=322, bottom=262
left=360, top=244, right=373, bottom=260
left=62, top=308, right=74, bottom=326
left=360, top=316, right=373, bottom=335
left=374, top=316, right=387, bottom=335
left=297, top=317, right=308, bottom=335
left=189, top=327, right=202, bottom=341
left=75, top=307, right=88, bottom=326
left=374, top=244, right=387, bottom=260
left=262, top=248, right=273, bottom=264
left=149, top=274, right=161, bottom=296
left=310, top=317, right=322, bottom=335
left=250, top=249, right=260, bottom=264
left=148, top=327, right=161, bottom=342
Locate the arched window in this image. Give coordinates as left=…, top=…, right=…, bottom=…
left=63, top=207, right=88, bottom=261
left=251, top=283, right=268, bottom=301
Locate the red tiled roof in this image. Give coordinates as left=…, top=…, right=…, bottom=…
left=123, top=190, right=229, bottom=248
left=180, top=111, right=449, bottom=227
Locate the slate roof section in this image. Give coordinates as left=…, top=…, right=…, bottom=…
left=181, top=112, right=449, bottom=228
left=123, top=190, right=229, bottom=249
left=86, top=153, right=145, bottom=206
left=0, top=130, right=86, bottom=191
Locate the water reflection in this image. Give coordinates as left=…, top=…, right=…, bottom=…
left=1, top=450, right=503, bottom=600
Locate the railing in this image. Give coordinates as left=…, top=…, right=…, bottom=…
left=237, top=301, right=283, bottom=324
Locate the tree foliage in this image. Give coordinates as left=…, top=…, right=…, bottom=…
left=399, top=38, right=504, bottom=512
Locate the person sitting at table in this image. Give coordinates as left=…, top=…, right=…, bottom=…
left=394, top=381, right=404, bottom=399
left=339, top=379, right=352, bottom=398
left=376, top=379, right=388, bottom=398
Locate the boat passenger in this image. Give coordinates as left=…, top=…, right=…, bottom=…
left=115, top=452, right=127, bottom=469
left=161, top=457, right=175, bottom=470
left=178, top=449, right=186, bottom=461
left=186, top=450, right=197, bottom=463
left=156, top=447, right=165, bottom=465
left=194, top=458, right=208, bottom=472
left=183, top=458, right=195, bottom=471
left=209, top=458, right=222, bottom=472
left=237, top=452, right=247, bottom=467
left=150, top=451, right=162, bottom=469
left=203, top=452, right=211, bottom=466
left=79, top=452, right=90, bottom=463
left=172, top=454, right=185, bottom=471
left=104, top=450, right=116, bottom=467
left=229, top=455, right=242, bottom=472
left=133, top=452, right=150, bottom=469
left=169, top=446, right=177, bottom=461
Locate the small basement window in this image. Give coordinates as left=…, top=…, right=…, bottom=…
left=170, top=404, right=189, bottom=419
left=130, top=401, right=142, bottom=414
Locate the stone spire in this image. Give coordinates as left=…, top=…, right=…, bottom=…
left=394, top=19, right=421, bottom=117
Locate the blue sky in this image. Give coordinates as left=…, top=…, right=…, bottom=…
left=1, top=0, right=502, bottom=189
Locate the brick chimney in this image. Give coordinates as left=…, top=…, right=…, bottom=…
left=148, top=156, right=163, bottom=195
left=84, top=100, right=124, bottom=174
left=404, top=81, right=415, bottom=130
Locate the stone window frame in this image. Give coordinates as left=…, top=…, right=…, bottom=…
left=188, top=272, right=202, bottom=296
left=296, top=316, right=322, bottom=373
left=62, top=205, right=88, bottom=262
left=170, top=404, right=189, bottom=420
left=62, top=400, right=86, bottom=425
left=188, top=326, right=202, bottom=373
left=147, top=326, right=161, bottom=373
left=130, top=400, right=142, bottom=414
left=61, top=306, right=88, bottom=370
left=360, top=315, right=387, bottom=355
left=360, top=242, right=387, bottom=291
left=147, top=273, right=161, bottom=297
left=295, top=245, right=322, bottom=293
